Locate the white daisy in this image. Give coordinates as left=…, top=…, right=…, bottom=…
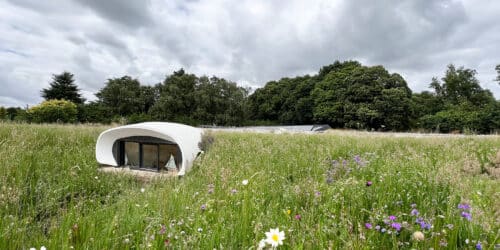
left=265, top=228, right=285, bottom=247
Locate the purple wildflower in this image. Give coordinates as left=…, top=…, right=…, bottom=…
left=159, top=224, right=166, bottom=234
left=389, top=215, right=397, bottom=221
left=366, top=181, right=372, bottom=187
left=365, top=223, right=372, bottom=229
left=354, top=155, right=362, bottom=165
left=391, top=222, right=402, bottom=231
left=314, top=191, right=321, bottom=197
left=458, top=203, right=471, bottom=210
left=342, top=159, right=348, bottom=166
left=411, top=209, right=419, bottom=216
left=476, top=242, right=482, bottom=250
left=461, top=211, right=472, bottom=221
left=419, top=221, right=431, bottom=230
left=200, top=204, right=207, bottom=211
left=375, top=225, right=381, bottom=231
left=294, top=214, right=302, bottom=220
left=410, top=203, right=417, bottom=208
left=230, top=189, right=237, bottom=194
left=331, top=160, right=338, bottom=166
left=380, top=228, right=386, bottom=233
left=326, top=176, right=334, bottom=184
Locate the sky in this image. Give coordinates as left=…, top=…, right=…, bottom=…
left=1, top=0, right=499, bottom=107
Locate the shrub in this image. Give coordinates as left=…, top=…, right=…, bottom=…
left=28, top=99, right=77, bottom=123
left=126, top=113, right=153, bottom=124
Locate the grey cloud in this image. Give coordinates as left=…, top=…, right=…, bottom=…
left=1, top=0, right=500, bottom=107
left=74, top=0, right=153, bottom=28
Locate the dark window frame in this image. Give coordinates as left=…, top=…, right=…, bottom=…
left=118, top=138, right=179, bottom=172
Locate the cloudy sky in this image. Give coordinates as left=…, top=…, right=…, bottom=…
left=1, top=0, right=499, bottom=107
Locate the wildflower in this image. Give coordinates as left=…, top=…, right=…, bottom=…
left=314, top=191, right=321, bottom=197
left=342, top=159, right=348, bottom=166
left=419, top=221, right=431, bottom=230
left=286, top=209, right=291, bottom=215
left=375, top=225, right=381, bottom=231
left=124, top=238, right=130, bottom=244
left=411, top=209, right=419, bottom=216
left=326, top=176, right=333, bottom=184
left=140, top=188, right=145, bottom=193
left=461, top=211, right=472, bottom=221
left=41, top=247, right=46, bottom=250
left=391, top=222, right=402, bottom=231
left=439, top=239, right=448, bottom=247
left=197, top=227, right=203, bottom=232
left=257, top=239, right=266, bottom=250
left=242, top=179, right=249, bottom=185
left=294, top=214, right=301, bottom=220
left=366, top=181, right=372, bottom=187
left=412, top=231, right=424, bottom=241
left=365, top=223, right=372, bottom=229
left=465, top=239, right=470, bottom=244
left=354, top=155, right=363, bottom=165
left=231, top=189, right=237, bottom=194
left=265, top=228, right=285, bottom=247
left=201, top=204, right=207, bottom=211
left=30, top=248, right=36, bottom=250
left=381, top=228, right=386, bottom=233
left=164, top=239, right=170, bottom=246
left=410, top=203, right=417, bottom=208
left=476, top=242, right=482, bottom=250
left=458, top=203, right=471, bottom=210
left=159, top=224, right=166, bottom=234
left=389, top=215, right=396, bottom=221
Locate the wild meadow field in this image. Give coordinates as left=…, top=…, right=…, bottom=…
left=0, top=123, right=499, bottom=249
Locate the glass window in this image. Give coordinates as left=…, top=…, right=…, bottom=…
left=124, top=142, right=139, bottom=167
left=159, top=144, right=179, bottom=170
left=142, top=144, right=158, bottom=169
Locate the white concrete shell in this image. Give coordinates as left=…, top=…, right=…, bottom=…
left=96, top=122, right=203, bottom=176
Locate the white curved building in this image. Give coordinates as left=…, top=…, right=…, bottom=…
left=96, top=122, right=203, bottom=176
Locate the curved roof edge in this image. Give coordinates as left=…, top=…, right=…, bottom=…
left=96, top=122, right=203, bottom=176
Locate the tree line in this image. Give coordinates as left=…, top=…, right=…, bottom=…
left=1, top=61, right=499, bottom=133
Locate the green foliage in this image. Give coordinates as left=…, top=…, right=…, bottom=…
left=430, top=64, right=494, bottom=107
left=150, top=70, right=248, bottom=126
left=28, top=99, right=78, bottom=123
left=418, top=65, right=499, bottom=133
left=95, top=76, right=145, bottom=116
left=312, top=61, right=412, bottom=130
left=77, top=102, right=113, bottom=124
left=126, top=113, right=153, bottom=124
left=248, top=76, right=314, bottom=124
left=41, top=72, right=85, bottom=104
left=0, top=124, right=498, bottom=249
left=0, top=106, right=7, bottom=120
left=192, top=76, right=248, bottom=126
left=409, top=91, right=444, bottom=127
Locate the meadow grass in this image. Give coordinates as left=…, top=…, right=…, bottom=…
left=0, top=123, right=499, bottom=249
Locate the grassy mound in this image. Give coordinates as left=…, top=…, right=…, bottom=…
left=0, top=123, right=498, bottom=249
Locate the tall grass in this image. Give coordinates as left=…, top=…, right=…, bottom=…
left=0, top=123, right=498, bottom=249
